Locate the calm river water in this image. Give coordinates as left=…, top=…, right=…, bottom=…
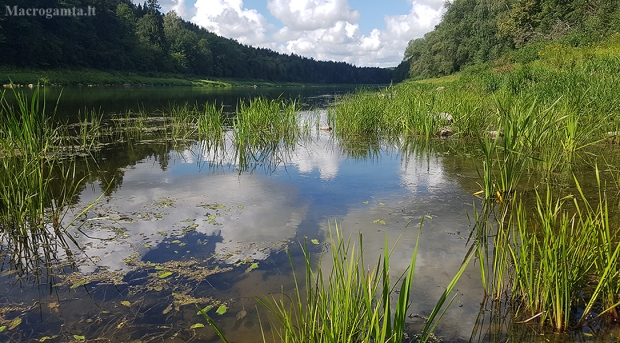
left=0, top=85, right=612, bottom=343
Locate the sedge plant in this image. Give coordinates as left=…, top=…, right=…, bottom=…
left=202, top=221, right=472, bottom=343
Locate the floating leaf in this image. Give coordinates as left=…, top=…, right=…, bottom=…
left=425, top=214, right=432, bottom=219
left=39, top=336, right=58, bottom=342
left=311, top=239, right=320, bottom=245
left=249, top=262, right=259, bottom=270
left=171, top=240, right=181, bottom=244
left=121, top=300, right=131, bottom=307
left=73, top=335, right=85, bottom=340
left=190, top=323, right=205, bottom=329
left=117, top=321, right=125, bottom=329
left=216, top=305, right=227, bottom=315
left=197, top=305, right=213, bottom=315
left=144, top=243, right=151, bottom=248
left=363, top=201, right=369, bottom=205
left=162, top=303, right=173, bottom=314
left=159, top=271, right=173, bottom=279
left=379, top=202, right=386, bottom=206
left=181, top=218, right=195, bottom=223
left=8, top=317, right=22, bottom=330
left=238, top=205, right=244, bottom=210
left=0, top=326, right=6, bottom=333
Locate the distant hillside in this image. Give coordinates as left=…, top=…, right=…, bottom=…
left=0, top=0, right=393, bottom=84
left=401, top=0, right=620, bottom=79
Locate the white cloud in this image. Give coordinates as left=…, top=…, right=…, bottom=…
left=265, top=0, right=445, bottom=67
left=268, top=0, right=359, bottom=31
left=191, top=0, right=271, bottom=45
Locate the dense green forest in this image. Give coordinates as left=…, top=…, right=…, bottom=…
left=0, top=0, right=392, bottom=84
left=402, top=0, right=620, bottom=79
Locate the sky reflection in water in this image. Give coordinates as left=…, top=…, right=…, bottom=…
left=66, top=111, right=483, bottom=341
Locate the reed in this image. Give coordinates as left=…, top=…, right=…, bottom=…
left=203, top=221, right=472, bottom=342
left=0, top=85, right=59, bottom=157
left=474, top=168, right=620, bottom=332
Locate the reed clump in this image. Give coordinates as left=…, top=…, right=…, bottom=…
left=474, top=168, right=620, bottom=332
left=203, top=222, right=472, bottom=343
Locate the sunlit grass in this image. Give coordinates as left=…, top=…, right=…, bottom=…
left=474, top=168, right=620, bottom=332
left=203, top=221, right=472, bottom=343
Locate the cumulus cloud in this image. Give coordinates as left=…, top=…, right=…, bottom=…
left=266, top=0, right=445, bottom=67
left=192, top=0, right=271, bottom=45
left=268, top=0, right=359, bottom=31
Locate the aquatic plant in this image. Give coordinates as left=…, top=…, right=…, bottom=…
left=203, top=221, right=472, bottom=342
left=0, top=85, right=59, bottom=157
left=474, top=168, right=620, bottom=332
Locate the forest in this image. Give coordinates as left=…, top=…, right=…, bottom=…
left=402, top=0, right=620, bottom=79
left=0, top=0, right=393, bottom=84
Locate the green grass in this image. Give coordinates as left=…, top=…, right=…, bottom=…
left=0, top=68, right=233, bottom=87
left=473, top=168, right=620, bottom=332
left=203, top=221, right=472, bottom=343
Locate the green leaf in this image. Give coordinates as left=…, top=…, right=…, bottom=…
left=216, top=304, right=227, bottom=315
left=8, top=317, right=22, bottom=330
left=379, top=202, right=386, bottom=206
left=73, top=335, right=85, bottom=340
left=247, top=262, right=259, bottom=272
left=0, top=326, right=6, bottom=333
left=121, top=300, right=131, bottom=307
left=363, top=201, right=369, bottom=204
left=171, top=240, right=181, bottom=244
left=311, top=239, right=319, bottom=245
left=197, top=305, right=213, bottom=315
left=238, top=205, right=244, bottom=209
left=39, top=336, right=57, bottom=342
left=158, top=271, right=173, bottom=279
left=190, top=323, right=205, bottom=329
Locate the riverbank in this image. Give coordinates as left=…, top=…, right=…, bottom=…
left=0, top=68, right=352, bottom=89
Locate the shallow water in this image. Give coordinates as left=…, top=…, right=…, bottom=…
left=1, top=87, right=619, bottom=342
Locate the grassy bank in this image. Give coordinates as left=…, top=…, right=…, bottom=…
left=0, top=68, right=232, bottom=87
left=328, top=34, right=620, bottom=333
left=0, top=68, right=374, bottom=89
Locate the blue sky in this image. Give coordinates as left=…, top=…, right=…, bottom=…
left=151, top=0, right=446, bottom=67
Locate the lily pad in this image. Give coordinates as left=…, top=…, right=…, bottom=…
left=311, top=239, right=320, bottom=245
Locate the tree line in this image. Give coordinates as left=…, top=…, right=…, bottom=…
left=402, top=0, right=620, bottom=79
left=0, top=0, right=394, bottom=84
